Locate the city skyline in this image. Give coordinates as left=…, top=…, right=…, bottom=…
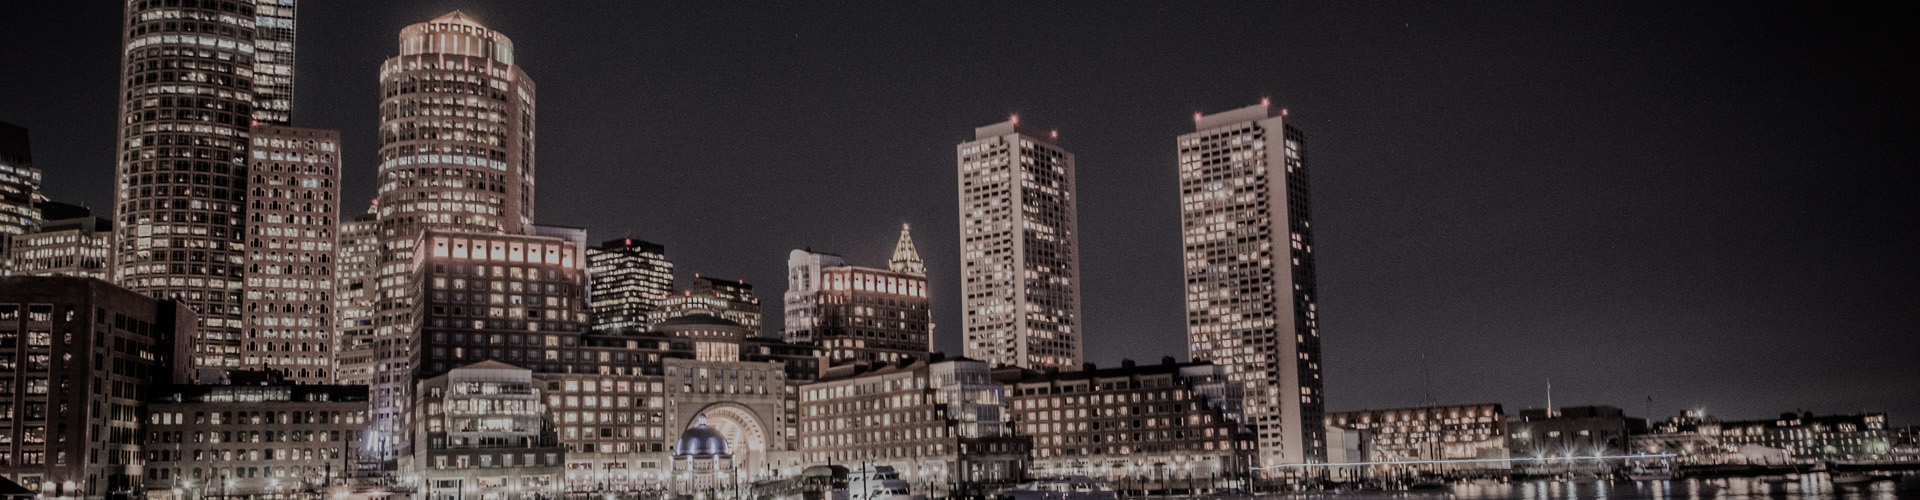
left=1, top=0, right=1914, bottom=427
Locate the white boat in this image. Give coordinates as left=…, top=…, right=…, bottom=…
left=1830, top=472, right=1889, bottom=485
left=842, top=465, right=919, bottom=500
left=999, top=476, right=1118, bottom=500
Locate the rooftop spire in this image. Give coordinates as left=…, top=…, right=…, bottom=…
left=890, top=223, right=925, bottom=276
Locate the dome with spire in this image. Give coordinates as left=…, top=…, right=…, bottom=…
left=675, top=414, right=731, bottom=457
left=889, top=223, right=925, bottom=276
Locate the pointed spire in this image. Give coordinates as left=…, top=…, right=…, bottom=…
left=890, top=223, right=925, bottom=276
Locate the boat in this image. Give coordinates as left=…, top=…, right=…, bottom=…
left=1627, top=464, right=1674, bottom=481
left=998, top=476, right=1118, bottom=500
left=1830, top=472, right=1890, bottom=485
left=843, top=465, right=919, bottom=500
left=1469, top=477, right=1503, bottom=486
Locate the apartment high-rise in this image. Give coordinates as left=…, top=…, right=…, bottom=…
left=113, top=0, right=262, bottom=373
left=782, top=225, right=932, bottom=365
left=239, top=125, right=340, bottom=383
left=1178, top=101, right=1327, bottom=466
left=588, top=237, right=674, bottom=332
left=955, top=117, right=1082, bottom=370
left=369, top=10, right=536, bottom=457
left=251, top=0, right=298, bottom=125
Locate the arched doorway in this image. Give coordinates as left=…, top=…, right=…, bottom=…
left=687, top=403, right=770, bottom=480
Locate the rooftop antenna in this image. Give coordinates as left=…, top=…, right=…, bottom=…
left=1547, top=377, right=1556, bottom=418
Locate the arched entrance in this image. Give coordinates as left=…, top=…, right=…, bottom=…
left=687, top=403, right=770, bottom=480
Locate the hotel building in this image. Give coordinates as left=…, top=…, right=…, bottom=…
left=799, top=358, right=1029, bottom=496
left=956, top=117, right=1082, bottom=370
left=1178, top=101, right=1327, bottom=466
left=998, top=360, right=1257, bottom=489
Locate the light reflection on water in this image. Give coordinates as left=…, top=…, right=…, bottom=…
left=1237, top=474, right=1919, bottom=500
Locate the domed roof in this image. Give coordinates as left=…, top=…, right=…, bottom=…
left=654, top=314, right=742, bottom=328
left=676, top=415, right=730, bottom=457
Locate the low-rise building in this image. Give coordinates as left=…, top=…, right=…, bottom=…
left=1505, top=406, right=1644, bottom=473
left=0, top=276, right=194, bottom=499
left=406, top=362, right=564, bottom=500
left=1324, top=403, right=1508, bottom=472
left=7, top=202, right=111, bottom=280
left=800, top=357, right=1028, bottom=497
left=999, top=359, right=1255, bottom=492
left=140, top=384, right=370, bottom=500
left=1634, top=410, right=1895, bottom=464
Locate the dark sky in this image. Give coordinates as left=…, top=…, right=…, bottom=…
left=4, top=2, right=1916, bottom=424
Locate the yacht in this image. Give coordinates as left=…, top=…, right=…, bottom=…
left=999, top=476, right=1118, bottom=500
left=843, top=465, right=919, bottom=500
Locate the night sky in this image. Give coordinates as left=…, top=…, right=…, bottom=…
left=3, top=2, right=1915, bottom=424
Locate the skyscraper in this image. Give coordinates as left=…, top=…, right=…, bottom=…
left=333, top=204, right=379, bottom=386
left=955, top=117, right=1082, bottom=370
left=113, top=0, right=261, bottom=373
left=782, top=225, right=932, bottom=365
left=1178, top=101, right=1326, bottom=466
left=588, top=237, right=674, bottom=332
left=369, top=10, right=536, bottom=457
left=251, top=0, right=298, bottom=125
left=239, top=125, right=340, bottom=383
left=0, top=121, right=40, bottom=275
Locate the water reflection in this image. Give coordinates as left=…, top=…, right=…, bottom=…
left=1247, top=473, right=1916, bottom=500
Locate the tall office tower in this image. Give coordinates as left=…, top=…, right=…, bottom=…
left=1178, top=101, right=1327, bottom=466
left=369, top=11, right=536, bottom=457
left=588, top=237, right=674, bottom=332
left=238, top=125, right=340, bottom=383
left=113, top=1, right=260, bottom=374
left=332, top=204, right=379, bottom=386
left=955, top=117, right=1082, bottom=370
left=653, top=275, right=762, bottom=331
left=9, top=202, right=113, bottom=280
left=782, top=225, right=932, bottom=365
left=0, top=122, right=40, bottom=275
left=251, top=0, right=298, bottom=125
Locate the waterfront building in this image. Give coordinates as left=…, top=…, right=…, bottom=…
left=113, top=0, right=261, bottom=373
left=799, top=357, right=1029, bottom=496
left=1505, top=406, right=1645, bottom=473
left=1634, top=410, right=1895, bottom=464
left=782, top=227, right=932, bottom=366
left=370, top=10, right=537, bottom=458
left=588, top=238, right=674, bottom=333
left=405, top=362, right=563, bottom=500
left=139, top=384, right=369, bottom=500
left=8, top=203, right=112, bottom=280
left=955, top=117, right=1082, bottom=370
left=0, top=122, right=40, bottom=275
left=240, top=125, right=340, bottom=383
left=1178, top=101, right=1328, bottom=466
left=332, top=205, right=379, bottom=386
left=251, top=0, right=298, bottom=125
left=1324, top=404, right=1508, bottom=472
left=997, top=359, right=1256, bottom=490
left=0, top=277, right=195, bottom=499
left=652, top=276, right=762, bottom=332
